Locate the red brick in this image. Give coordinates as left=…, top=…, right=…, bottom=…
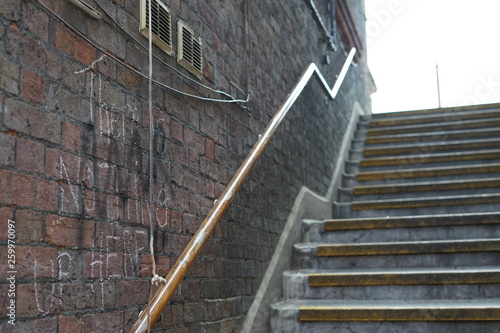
left=6, top=25, right=63, bottom=79
left=205, top=138, right=215, bottom=159
left=60, top=282, right=95, bottom=311
left=184, top=170, right=206, bottom=193
left=35, top=178, right=58, bottom=211
left=139, top=253, right=170, bottom=278
left=124, top=198, right=143, bottom=224
left=15, top=209, right=43, bottom=244
left=155, top=205, right=170, bottom=229
left=52, top=23, right=96, bottom=66
left=2, top=314, right=57, bottom=332
left=45, top=215, right=94, bottom=248
left=184, top=127, right=205, bottom=153
left=59, top=182, right=83, bottom=214
left=62, top=120, right=88, bottom=151
left=0, top=0, right=20, bottom=21
left=0, top=170, right=12, bottom=205
left=170, top=209, right=183, bottom=232
left=16, top=136, right=45, bottom=174
left=11, top=172, right=35, bottom=207
left=22, top=2, right=50, bottom=41
left=58, top=311, right=124, bottom=333
left=0, top=208, right=13, bottom=243
left=171, top=119, right=184, bottom=142
left=83, top=250, right=123, bottom=280
left=4, top=98, right=61, bottom=144
left=0, top=130, right=15, bottom=167
left=164, top=233, right=190, bottom=255
left=21, top=67, right=46, bottom=105
left=0, top=55, right=19, bottom=95
left=15, top=245, right=58, bottom=279
left=115, top=280, right=150, bottom=306
left=9, top=173, right=58, bottom=211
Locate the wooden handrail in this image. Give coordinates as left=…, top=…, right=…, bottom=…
left=129, top=48, right=357, bottom=333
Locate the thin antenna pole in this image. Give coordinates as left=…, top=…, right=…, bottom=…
left=436, top=63, right=442, bottom=108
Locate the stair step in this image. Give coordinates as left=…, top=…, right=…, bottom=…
left=357, top=163, right=500, bottom=181
left=298, top=299, right=500, bottom=322
left=371, top=103, right=500, bottom=119
left=283, top=269, right=500, bottom=301
left=368, top=109, right=500, bottom=128
left=316, top=239, right=500, bottom=257
left=364, top=128, right=500, bottom=145
left=365, top=117, right=500, bottom=137
left=362, top=138, right=500, bottom=157
left=293, top=243, right=500, bottom=270
left=351, top=193, right=500, bottom=211
left=352, top=178, right=500, bottom=196
left=308, top=267, right=500, bottom=286
left=271, top=299, right=500, bottom=332
left=358, top=149, right=500, bottom=168
left=324, top=212, right=500, bottom=231
left=305, top=219, right=500, bottom=244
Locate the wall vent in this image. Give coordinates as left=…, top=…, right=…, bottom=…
left=140, top=0, right=172, bottom=55
left=177, top=21, right=203, bottom=79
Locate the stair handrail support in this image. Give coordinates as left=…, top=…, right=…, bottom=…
left=129, top=48, right=357, bottom=333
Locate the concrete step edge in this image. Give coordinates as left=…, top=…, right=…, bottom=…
left=351, top=193, right=500, bottom=211
left=371, top=102, right=500, bottom=119
left=323, top=211, right=500, bottom=231
left=364, top=128, right=500, bottom=145
left=357, top=149, right=500, bottom=168
left=356, top=163, right=500, bottom=181
left=368, top=109, right=500, bottom=128
left=363, top=138, right=500, bottom=157
left=308, top=267, right=500, bottom=286
left=352, top=177, right=500, bottom=196
left=315, top=238, right=500, bottom=257
left=366, top=117, right=500, bottom=137
left=299, top=298, right=500, bottom=322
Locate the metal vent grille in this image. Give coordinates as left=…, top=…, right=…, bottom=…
left=178, top=21, right=203, bottom=78
left=140, top=0, right=172, bottom=55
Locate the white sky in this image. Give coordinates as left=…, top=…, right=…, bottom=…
left=365, top=0, right=500, bottom=113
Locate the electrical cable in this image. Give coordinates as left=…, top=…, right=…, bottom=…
left=35, top=0, right=250, bottom=104
left=93, top=0, right=248, bottom=103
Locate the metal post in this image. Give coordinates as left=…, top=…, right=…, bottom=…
left=436, top=63, right=442, bottom=108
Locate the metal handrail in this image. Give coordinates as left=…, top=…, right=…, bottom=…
left=129, top=47, right=357, bottom=333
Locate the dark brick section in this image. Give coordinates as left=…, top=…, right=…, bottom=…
left=0, top=0, right=370, bottom=332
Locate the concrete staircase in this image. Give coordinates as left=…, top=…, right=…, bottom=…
left=271, top=104, right=500, bottom=332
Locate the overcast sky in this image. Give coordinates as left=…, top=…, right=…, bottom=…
left=365, top=0, right=500, bottom=113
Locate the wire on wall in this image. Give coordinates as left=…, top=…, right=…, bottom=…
left=35, top=0, right=249, bottom=104
left=93, top=0, right=249, bottom=104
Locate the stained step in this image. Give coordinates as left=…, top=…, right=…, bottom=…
left=298, top=299, right=500, bottom=322
left=364, top=128, right=500, bottom=145
left=308, top=267, right=500, bottom=286
left=366, top=117, right=500, bottom=137
left=351, top=193, right=500, bottom=211
left=284, top=269, right=500, bottom=301
left=293, top=243, right=500, bottom=270
left=362, top=138, right=500, bottom=157
left=324, top=212, right=500, bottom=231
left=357, top=163, right=500, bottom=181
left=358, top=149, right=500, bottom=168
left=371, top=103, right=500, bottom=119
left=352, top=178, right=500, bottom=196
left=316, top=238, right=500, bottom=257
left=368, top=109, right=500, bottom=128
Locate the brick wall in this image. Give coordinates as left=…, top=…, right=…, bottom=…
left=0, top=0, right=370, bottom=332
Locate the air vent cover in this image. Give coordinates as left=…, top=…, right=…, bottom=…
left=140, top=0, right=172, bottom=55
left=178, top=21, right=203, bottom=79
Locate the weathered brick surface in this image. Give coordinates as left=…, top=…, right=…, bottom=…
left=0, top=0, right=369, bottom=331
